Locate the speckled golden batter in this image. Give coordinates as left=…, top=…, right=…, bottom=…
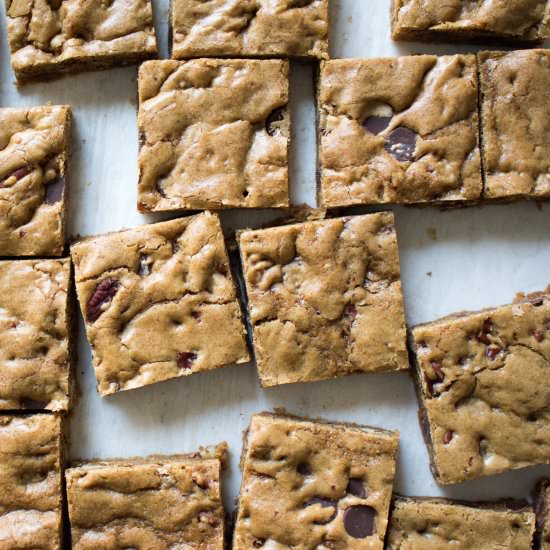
left=71, top=212, right=249, bottom=396
left=234, top=414, right=399, bottom=550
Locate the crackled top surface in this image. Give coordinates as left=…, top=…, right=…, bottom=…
left=387, top=497, right=536, bottom=550
left=238, top=212, right=408, bottom=387
left=0, top=414, right=63, bottom=550
left=0, top=106, right=70, bottom=257
left=0, top=259, right=71, bottom=412
left=171, top=0, right=328, bottom=60
left=319, top=55, right=482, bottom=207
left=66, top=449, right=225, bottom=549
left=71, top=212, right=249, bottom=396
left=479, top=50, right=550, bottom=200
left=233, top=414, right=399, bottom=550
left=391, top=0, right=549, bottom=41
left=138, top=59, right=289, bottom=211
left=5, top=0, right=157, bottom=80
left=411, top=292, right=550, bottom=484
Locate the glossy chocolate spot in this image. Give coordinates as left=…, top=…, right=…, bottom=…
left=177, top=352, right=197, bottom=370
left=384, top=127, right=416, bottom=162
left=86, top=278, right=119, bottom=322
left=304, top=497, right=338, bottom=524
left=443, top=430, right=454, bottom=444
left=45, top=177, right=65, bottom=204
left=363, top=115, right=392, bottom=135
left=344, top=304, right=357, bottom=319
left=266, top=107, right=285, bottom=136
left=343, top=505, right=376, bottom=538
left=0, top=166, right=31, bottom=188
left=346, top=478, right=366, bottom=498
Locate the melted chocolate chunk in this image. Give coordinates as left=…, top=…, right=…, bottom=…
left=297, top=462, right=312, bottom=476
left=0, top=166, right=31, bottom=187
left=363, top=115, right=392, bottom=135
left=20, top=397, right=48, bottom=410
left=343, top=505, right=376, bottom=538
left=86, top=278, right=119, bottom=322
left=45, top=177, right=65, bottom=204
left=177, top=352, right=197, bottom=370
left=304, top=497, right=338, bottom=524
left=346, top=478, right=367, bottom=498
left=266, top=107, right=285, bottom=136
left=384, top=127, right=417, bottom=162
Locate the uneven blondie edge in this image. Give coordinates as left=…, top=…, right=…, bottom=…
left=479, top=49, right=550, bottom=200
left=234, top=413, right=399, bottom=549
left=534, top=479, right=550, bottom=550
left=71, top=212, right=250, bottom=396
left=391, top=0, right=549, bottom=42
left=4, top=0, right=157, bottom=81
left=387, top=496, right=536, bottom=549
left=0, top=414, right=64, bottom=550
left=318, top=55, right=482, bottom=207
left=0, top=258, right=72, bottom=411
left=410, top=291, right=550, bottom=484
left=239, top=212, right=408, bottom=387
left=138, top=58, right=290, bottom=211
left=66, top=448, right=226, bottom=549
left=171, top=0, right=329, bottom=60
left=0, top=105, right=71, bottom=256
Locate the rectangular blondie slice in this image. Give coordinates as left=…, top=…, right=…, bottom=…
left=71, top=212, right=249, bottom=396
left=410, top=290, right=550, bottom=484
left=233, top=413, right=399, bottom=549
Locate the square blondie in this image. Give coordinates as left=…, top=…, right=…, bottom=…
left=233, top=413, right=399, bottom=549
left=479, top=49, right=550, bottom=200
left=0, top=258, right=72, bottom=411
left=318, top=55, right=482, bottom=207
left=138, top=59, right=290, bottom=211
left=170, top=0, right=329, bottom=60
left=0, top=414, right=65, bottom=550
left=0, top=105, right=71, bottom=256
left=71, top=212, right=249, bottom=396
left=238, top=212, right=408, bottom=387
left=4, top=0, right=157, bottom=82
left=410, top=290, right=550, bottom=484
left=387, top=497, right=536, bottom=549
left=391, top=0, right=549, bottom=43
left=66, top=446, right=226, bottom=549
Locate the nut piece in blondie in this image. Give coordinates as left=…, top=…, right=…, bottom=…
left=171, top=0, right=329, bottom=60
left=479, top=50, right=550, bottom=200
left=318, top=55, right=482, bottom=207
left=387, top=497, right=536, bottom=549
left=71, top=212, right=249, bottom=396
left=391, top=0, right=550, bottom=43
left=238, top=212, right=408, bottom=387
left=0, top=259, right=72, bottom=411
left=0, top=106, right=71, bottom=256
left=66, top=446, right=226, bottom=549
left=138, top=59, right=289, bottom=211
left=4, top=0, right=157, bottom=82
left=233, top=413, right=399, bottom=549
left=411, top=291, right=550, bottom=484
left=0, top=414, right=64, bottom=550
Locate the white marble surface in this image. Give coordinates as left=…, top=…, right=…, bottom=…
left=2, top=0, right=550, bottom=511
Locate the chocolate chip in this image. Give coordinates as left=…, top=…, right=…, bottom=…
left=533, top=330, right=544, bottom=342
left=86, top=278, right=119, bottom=323
left=20, top=397, right=48, bottom=410
left=431, top=362, right=444, bottom=381
left=443, top=430, right=454, bottom=444
left=252, top=540, right=265, bottom=548
left=530, top=296, right=545, bottom=307
left=304, top=498, right=337, bottom=524
left=191, top=311, right=201, bottom=321
left=344, top=304, right=357, bottom=319
left=266, top=107, right=285, bottom=136
left=45, top=177, right=64, bottom=204
left=177, top=352, right=197, bottom=370
left=363, top=115, right=392, bottom=135
left=384, top=127, right=416, bottom=162
left=0, top=166, right=31, bottom=187
left=343, top=505, right=376, bottom=538
left=297, top=462, right=311, bottom=476
left=477, top=319, right=493, bottom=345
left=346, top=478, right=366, bottom=498
left=486, top=346, right=500, bottom=360
left=217, top=264, right=228, bottom=276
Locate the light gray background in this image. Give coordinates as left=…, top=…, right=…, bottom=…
left=1, top=0, right=550, bottom=510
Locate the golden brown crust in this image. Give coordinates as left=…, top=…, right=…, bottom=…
left=238, top=212, right=408, bottom=387
left=0, top=106, right=71, bottom=256
left=171, top=0, right=329, bottom=60
left=138, top=59, right=290, bottom=211
left=71, top=212, right=250, bottom=396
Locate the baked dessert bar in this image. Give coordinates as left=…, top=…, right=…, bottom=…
left=71, top=212, right=249, bottom=396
